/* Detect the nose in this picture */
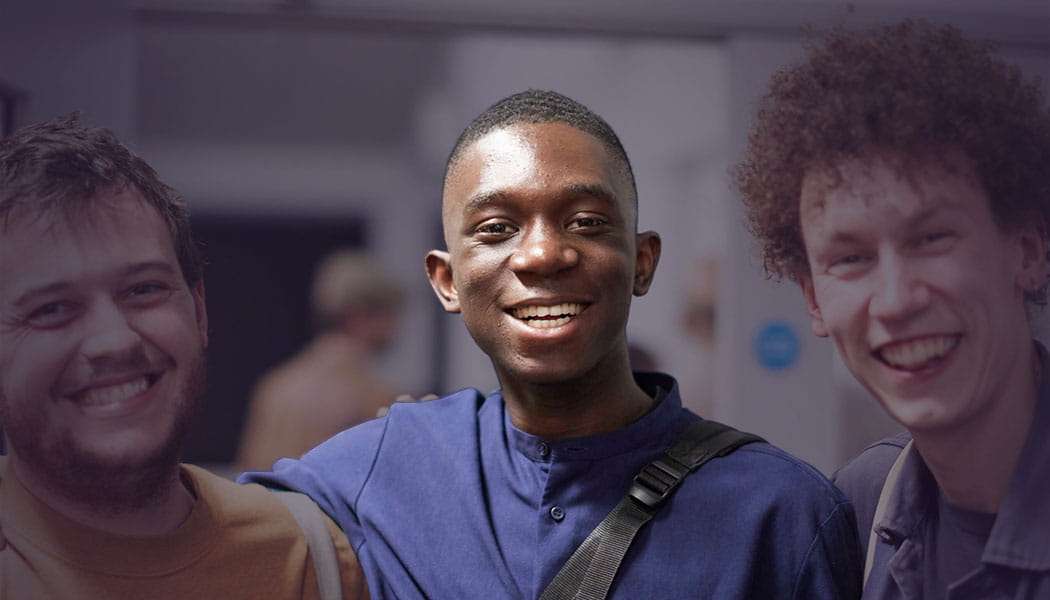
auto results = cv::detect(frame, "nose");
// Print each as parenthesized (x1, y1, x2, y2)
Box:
(509, 222, 579, 277)
(868, 254, 930, 323)
(78, 298, 144, 362)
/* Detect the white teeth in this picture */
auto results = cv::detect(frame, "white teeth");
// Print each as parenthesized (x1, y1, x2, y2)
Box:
(527, 315, 573, 329)
(511, 303, 584, 328)
(880, 336, 959, 369)
(79, 377, 149, 406)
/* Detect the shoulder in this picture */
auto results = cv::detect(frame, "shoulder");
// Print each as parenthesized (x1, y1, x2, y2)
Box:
(185, 464, 303, 530)
(831, 432, 910, 493)
(300, 387, 487, 463)
(186, 465, 369, 599)
(667, 418, 853, 531)
(664, 425, 863, 596)
(705, 438, 849, 512)
(830, 432, 911, 548)
(385, 387, 489, 422)
(236, 388, 488, 533)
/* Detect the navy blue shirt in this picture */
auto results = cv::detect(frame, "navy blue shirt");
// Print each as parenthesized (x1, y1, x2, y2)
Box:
(242, 373, 861, 599)
(833, 344, 1050, 600)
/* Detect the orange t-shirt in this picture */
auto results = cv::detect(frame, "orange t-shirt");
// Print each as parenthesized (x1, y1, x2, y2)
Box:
(0, 458, 367, 599)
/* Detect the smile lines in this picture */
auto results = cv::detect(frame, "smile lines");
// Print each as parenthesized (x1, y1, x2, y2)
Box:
(510, 302, 586, 329)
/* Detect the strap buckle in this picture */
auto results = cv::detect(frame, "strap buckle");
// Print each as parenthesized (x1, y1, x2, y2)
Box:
(628, 454, 690, 510)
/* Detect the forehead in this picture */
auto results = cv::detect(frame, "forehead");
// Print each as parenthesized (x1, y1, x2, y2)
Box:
(0, 191, 177, 292)
(800, 154, 987, 225)
(443, 122, 634, 221)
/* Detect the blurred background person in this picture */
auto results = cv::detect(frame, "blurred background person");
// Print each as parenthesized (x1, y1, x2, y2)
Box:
(236, 249, 403, 472)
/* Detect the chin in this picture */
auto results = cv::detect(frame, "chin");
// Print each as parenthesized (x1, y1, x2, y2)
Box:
(497, 366, 575, 389)
(878, 394, 965, 434)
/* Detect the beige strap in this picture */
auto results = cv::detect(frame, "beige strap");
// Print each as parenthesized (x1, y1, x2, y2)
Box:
(863, 440, 913, 587)
(274, 490, 343, 600)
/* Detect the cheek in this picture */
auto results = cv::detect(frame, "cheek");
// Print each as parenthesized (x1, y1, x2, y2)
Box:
(813, 281, 864, 332)
(155, 315, 208, 356)
(590, 248, 634, 287)
(0, 333, 78, 400)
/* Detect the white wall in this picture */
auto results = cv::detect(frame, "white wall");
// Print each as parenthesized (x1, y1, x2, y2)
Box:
(0, 0, 136, 136)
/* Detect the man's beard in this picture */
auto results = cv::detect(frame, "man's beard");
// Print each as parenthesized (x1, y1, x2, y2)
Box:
(0, 352, 206, 516)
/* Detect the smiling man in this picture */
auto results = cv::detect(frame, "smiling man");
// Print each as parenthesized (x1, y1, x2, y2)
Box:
(735, 21, 1050, 599)
(0, 116, 365, 598)
(243, 90, 861, 598)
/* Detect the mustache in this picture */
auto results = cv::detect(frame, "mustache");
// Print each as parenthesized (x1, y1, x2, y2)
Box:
(57, 345, 171, 396)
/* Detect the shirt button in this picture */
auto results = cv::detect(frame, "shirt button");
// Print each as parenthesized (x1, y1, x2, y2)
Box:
(550, 506, 565, 522)
(537, 442, 550, 458)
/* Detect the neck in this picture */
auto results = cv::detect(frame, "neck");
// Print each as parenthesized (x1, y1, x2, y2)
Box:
(912, 344, 1040, 514)
(499, 353, 653, 439)
(10, 454, 195, 536)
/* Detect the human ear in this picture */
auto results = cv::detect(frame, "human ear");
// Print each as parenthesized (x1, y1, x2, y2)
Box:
(799, 274, 829, 338)
(425, 250, 461, 313)
(632, 231, 661, 296)
(192, 279, 209, 347)
(1015, 220, 1048, 294)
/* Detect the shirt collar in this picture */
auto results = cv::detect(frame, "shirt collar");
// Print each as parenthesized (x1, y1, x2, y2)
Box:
(500, 372, 682, 462)
(875, 340, 1050, 571)
(874, 441, 936, 544)
(982, 341, 1050, 570)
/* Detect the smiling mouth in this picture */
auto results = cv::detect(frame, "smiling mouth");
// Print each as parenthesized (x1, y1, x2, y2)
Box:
(509, 303, 587, 329)
(75, 375, 158, 407)
(875, 334, 961, 371)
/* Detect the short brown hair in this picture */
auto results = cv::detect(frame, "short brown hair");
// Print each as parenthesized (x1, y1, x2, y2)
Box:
(734, 20, 1050, 299)
(0, 114, 202, 283)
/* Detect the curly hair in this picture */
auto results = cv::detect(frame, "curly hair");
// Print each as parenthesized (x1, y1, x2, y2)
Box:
(734, 20, 1050, 299)
(0, 114, 202, 284)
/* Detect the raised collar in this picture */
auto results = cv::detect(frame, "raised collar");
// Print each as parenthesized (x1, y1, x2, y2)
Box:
(501, 372, 682, 462)
(875, 341, 1050, 572)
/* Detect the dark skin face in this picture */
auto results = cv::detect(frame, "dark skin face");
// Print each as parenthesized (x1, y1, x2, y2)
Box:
(426, 122, 661, 438)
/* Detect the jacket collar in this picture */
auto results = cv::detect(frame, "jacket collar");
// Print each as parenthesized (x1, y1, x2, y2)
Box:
(875, 341, 1050, 572)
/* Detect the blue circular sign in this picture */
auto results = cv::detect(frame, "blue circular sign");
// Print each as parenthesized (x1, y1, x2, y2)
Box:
(753, 320, 800, 372)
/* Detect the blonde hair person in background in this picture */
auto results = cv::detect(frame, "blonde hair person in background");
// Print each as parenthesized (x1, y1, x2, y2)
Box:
(237, 249, 403, 472)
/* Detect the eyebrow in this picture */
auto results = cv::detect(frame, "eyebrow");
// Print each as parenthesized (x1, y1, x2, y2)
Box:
(565, 182, 619, 208)
(820, 205, 950, 248)
(124, 261, 179, 278)
(463, 182, 620, 214)
(10, 261, 180, 309)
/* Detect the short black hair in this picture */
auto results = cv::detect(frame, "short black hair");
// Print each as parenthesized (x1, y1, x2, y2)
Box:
(445, 89, 637, 203)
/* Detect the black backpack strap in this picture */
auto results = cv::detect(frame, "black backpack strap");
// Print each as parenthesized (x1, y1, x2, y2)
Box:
(538, 420, 764, 600)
